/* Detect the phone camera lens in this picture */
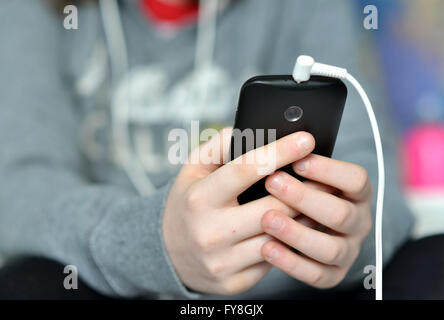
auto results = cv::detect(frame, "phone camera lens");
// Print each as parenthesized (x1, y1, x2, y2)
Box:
(284, 106, 303, 122)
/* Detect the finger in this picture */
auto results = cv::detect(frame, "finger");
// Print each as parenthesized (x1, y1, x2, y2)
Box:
(299, 181, 337, 230)
(261, 241, 345, 289)
(220, 262, 271, 295)
(186, 127, 233, 173)
(221, 186, 326, 245)
(265, 171, 360, 234)
(303, 180, 339, 195)
(262, 210, 354, 266)
(202, 234, 271, 280)
(222, 195, 318, 244)
(227, 234, 272, 272)
(294, 215, 319, 229)
(200, 131, 315, 206)
(293, 154, 372, 201)
(221, 195, 298, 244)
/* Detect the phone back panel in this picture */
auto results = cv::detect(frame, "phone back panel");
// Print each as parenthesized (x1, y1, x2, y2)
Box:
(231, 75, 347, 204)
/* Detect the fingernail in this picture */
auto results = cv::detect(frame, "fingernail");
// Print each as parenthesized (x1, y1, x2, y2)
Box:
(267, 174, 283, 191)
(268, 215, 284, 231)
(297, 134, 311, 152)
(294, 159, 309, 172)
(266, 248, 279, 261)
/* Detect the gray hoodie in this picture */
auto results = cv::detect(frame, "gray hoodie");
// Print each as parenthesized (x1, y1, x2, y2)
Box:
(0, 0, 413, 299)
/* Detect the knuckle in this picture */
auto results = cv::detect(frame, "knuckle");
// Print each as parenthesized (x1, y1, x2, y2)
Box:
(261, 209, 274, 228)
(295, 231, 308, 250)
(230, 159, 253, 178)
(193, 227, 224, 252)
(265, 196, 291, 215)
(261, 241, 275, 259)
(360, 209, 373, 237)
(297, 154, 316, 175)
(353, 166, 369, 194)
(203, 258, 227, 278)
(287, 223, 304, 245)
(185, 186, 204, 212)
(262, 211, 290, 237)
(278, 220, 291, 237)
(289, 183, 305, 204)
(190, 227, 205, 249)
(332, 201, 352, 230)
(349, 243, 361, 263)
(261, 196, 277, 210)
(199, 234, 220, 252)
(310, 269, 343, 289)
(362, 212, 373, 236)
(285, 255, 302, 274)
(325, 242, 343, 265)
(309, 269, 325, 288)
(322, 272, 346, 289)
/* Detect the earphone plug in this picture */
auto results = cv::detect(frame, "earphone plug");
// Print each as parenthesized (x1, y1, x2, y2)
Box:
(292, 55, 348, 83)
(292, 55, 315, 83)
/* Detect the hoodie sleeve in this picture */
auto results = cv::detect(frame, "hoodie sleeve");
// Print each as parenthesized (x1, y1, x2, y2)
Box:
(270, 0, 414, 288)
(0, 0, 196, 298)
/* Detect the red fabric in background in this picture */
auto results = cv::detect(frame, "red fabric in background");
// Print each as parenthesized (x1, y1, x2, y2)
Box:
(140, 0, 199, 27)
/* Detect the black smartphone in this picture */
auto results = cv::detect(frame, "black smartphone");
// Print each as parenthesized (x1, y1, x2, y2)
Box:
(230, 75, 347, 204)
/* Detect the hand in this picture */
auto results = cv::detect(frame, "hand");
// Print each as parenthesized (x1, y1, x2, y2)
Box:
(260, 154, 373, 289)
(162, 128, 315, 295)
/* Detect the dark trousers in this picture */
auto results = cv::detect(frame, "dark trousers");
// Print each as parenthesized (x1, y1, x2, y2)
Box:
(1, 234, 443, 300)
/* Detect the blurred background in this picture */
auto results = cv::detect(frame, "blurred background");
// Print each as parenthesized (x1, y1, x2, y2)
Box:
(0, 0, 443, 267)
(357, 0, 444, 238)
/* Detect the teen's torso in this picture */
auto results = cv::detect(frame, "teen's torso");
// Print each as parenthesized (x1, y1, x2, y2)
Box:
(62, 0, 305, 188)
(60, 0, 341, 298)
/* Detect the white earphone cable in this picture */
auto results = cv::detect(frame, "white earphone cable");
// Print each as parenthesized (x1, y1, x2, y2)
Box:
(345, 73, 385, 300)
(293, 56, 385, 300)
